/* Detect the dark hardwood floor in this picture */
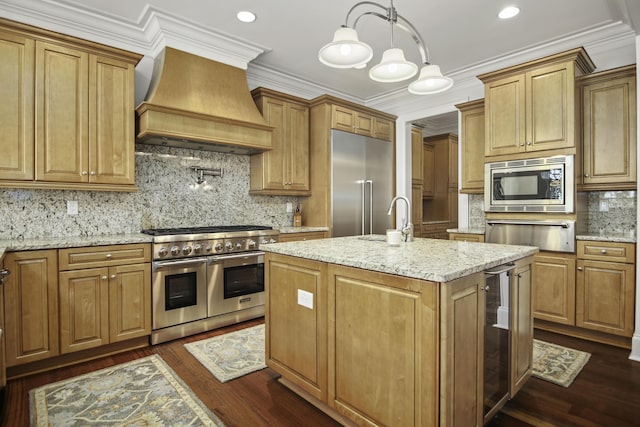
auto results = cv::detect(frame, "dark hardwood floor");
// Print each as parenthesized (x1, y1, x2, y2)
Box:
(2, 320, 639, 426)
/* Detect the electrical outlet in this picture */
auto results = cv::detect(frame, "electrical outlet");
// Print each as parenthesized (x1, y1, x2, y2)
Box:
(297, 289, 314, 309)
(599, 200, 609, 212)
(67, 200, 79, 215)
(286, 202, 293, 213)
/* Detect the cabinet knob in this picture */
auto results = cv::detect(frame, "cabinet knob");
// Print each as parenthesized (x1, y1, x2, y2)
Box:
(519, 142, 525, 146)
(90, 171, 96, 176)
(584, 174, 590, 178)
(106, 254, 112, 258)
(577, 267, 583, 271)
(102, 275, 107, 280)
(82, 171, 88, 176)
(110, 274, 116, 280)
(527, 141, 532, 145)
(601, 249, 607, 254)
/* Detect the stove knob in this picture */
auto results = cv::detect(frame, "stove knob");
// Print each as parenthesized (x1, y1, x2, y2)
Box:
(193, 244, 202, 254)
(269, 238, 277, 244)
(225, 241, 233, 251)
(215, 242, 224, 252)
(182, 245, 192, 255)
(235, 242, 243, 250)
(170, 246, 180, 256)
(260, 238, 268, 245)
(248, 239, 256, 249)
(204, 244, 212, 253)
(158, 247, 168, 257)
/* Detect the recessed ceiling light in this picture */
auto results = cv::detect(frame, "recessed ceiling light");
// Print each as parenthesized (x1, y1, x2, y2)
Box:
(237, 10, 256, 23)
(498, 6, 520, 19)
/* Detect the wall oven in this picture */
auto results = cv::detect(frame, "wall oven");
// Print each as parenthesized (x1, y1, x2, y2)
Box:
(485, 155, 574, 213)
(142, 226, 278, 344)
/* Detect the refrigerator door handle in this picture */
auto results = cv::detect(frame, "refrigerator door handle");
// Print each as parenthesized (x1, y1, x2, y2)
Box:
(366, 180, 373, 235)
(358, 180, 366, 235)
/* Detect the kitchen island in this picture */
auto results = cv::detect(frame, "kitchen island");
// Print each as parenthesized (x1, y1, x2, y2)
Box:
(262, 236, 538, 427)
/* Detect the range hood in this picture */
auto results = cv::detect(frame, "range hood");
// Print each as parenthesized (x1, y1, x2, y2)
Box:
(135, 47, 273, 154)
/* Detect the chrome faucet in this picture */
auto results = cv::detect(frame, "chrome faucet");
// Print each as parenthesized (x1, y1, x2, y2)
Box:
(387, 195, 414, 242)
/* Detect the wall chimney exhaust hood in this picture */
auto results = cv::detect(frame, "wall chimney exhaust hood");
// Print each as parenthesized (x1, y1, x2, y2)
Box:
(135, 47, 273, 154)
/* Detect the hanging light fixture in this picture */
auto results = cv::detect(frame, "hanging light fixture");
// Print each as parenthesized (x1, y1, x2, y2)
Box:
(318, 0, 453, 94)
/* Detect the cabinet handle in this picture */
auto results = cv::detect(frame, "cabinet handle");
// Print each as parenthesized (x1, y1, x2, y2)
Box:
(102, 275, 107, 280)
(601, 249, 607, 254)
(577, 267, 583, 271)
(110, 274, 116, 280)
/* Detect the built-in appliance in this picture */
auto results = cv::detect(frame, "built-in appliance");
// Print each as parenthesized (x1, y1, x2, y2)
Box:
(0, 267, 10, 420)
(331, 129, 394, 237)
(141, 226, 278, 344)
(484, 155, 574, 213)
(485, 219, 576, 253)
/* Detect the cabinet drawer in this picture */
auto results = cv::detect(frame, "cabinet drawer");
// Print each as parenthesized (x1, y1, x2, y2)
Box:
(279, 231, 327, 242)
(577, 241, 635, 263)
(59, 244, 151, 270)
(449, 233, 485, 242)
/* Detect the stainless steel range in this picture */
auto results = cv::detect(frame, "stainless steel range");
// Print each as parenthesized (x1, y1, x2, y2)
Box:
(141, 226, 279, 344)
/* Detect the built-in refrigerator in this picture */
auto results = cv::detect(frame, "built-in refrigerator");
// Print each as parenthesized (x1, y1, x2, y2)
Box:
(330, 129, 393, 237)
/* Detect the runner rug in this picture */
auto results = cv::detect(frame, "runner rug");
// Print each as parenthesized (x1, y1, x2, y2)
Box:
(184, 324, 266, 383)
(29, 354, 225, 426)
(532, 339, 591, 387)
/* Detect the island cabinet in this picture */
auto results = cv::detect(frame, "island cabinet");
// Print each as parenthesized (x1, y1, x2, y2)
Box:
(479, 47, 595, 159)
(455, 99, 485, 194)
(251, 88, 310, 195)
(58, 244, 151, 354)
(3, 250, 59, 367)
(265, 249, 535, 427)
(0, 18, 142, 191)
(577, 65, 637, 191)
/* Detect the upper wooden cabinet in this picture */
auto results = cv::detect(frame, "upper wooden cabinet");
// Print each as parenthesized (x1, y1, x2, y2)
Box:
(330, 104, 394, 142)
(251, 88, 310, 195)
(479, 47, 595, 159)
(455, 99, 485, 193)
(0, 19, 141, 191)
(578, 65, 637, 190)
(422, 142, 435, 198)
(411, 127, 423, 185)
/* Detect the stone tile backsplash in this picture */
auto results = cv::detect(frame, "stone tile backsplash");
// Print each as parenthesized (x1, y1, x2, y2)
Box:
(468, 194, 486, 228)
(0, 144, 298, 239)
(584, 191, 636, 234)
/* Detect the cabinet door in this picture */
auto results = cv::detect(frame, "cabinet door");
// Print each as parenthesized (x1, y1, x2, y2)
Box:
(35, 41, 89, 182)
(581, 73, 636, 188)
(532, 254, 576, 325)
(4, 250, 58, 366)
(511, 261, 532, 396)
(109, 263, 151, 342)
(576, 260, 635, 337)
(411, 184, 423, 237)
(411, 127, 423, 185)
(59, 267, 109, 353)
(331, 105, 356, 132)
(255, 97, 287, 190)
(266, 254, 327, 400)
(459, 101, 485, 193)
(484, 74, 526, 156)
(373, 117, 393, 141)
(423, 143, 435, 197)
(286, 102, 310, 191)
(441, 272, 484, 427)
(89, 55, 136, 185)
(0, 31, 34, 180)
(354, 112, 373, 137)
(526, 62, 575, 151)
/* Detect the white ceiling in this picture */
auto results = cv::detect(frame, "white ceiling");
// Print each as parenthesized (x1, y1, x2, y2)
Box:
(1, 0, 639, 130)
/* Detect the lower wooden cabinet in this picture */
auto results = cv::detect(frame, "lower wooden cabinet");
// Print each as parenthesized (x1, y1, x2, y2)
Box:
(3, 250, 59, 367)
(532, 253, 576, 325)
(58, 244, 151, 354)
(511, 261, 533, 396)
(277, 231, 327, 242)
(449, 232, 485, 242)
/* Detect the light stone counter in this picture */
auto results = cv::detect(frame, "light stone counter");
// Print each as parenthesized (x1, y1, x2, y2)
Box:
(576, 232, 636, 244)
(262, 235, 538, 282)
(446, 227, 485, 235)
(0, 233, 153, 253)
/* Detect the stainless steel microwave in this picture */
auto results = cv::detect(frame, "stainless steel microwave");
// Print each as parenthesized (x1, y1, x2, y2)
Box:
(484, 155, 574, 213)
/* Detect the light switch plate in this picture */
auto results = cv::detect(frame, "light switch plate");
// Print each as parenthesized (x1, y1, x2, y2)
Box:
(286, 202, 293, 213)
(67, 200, 79, 215)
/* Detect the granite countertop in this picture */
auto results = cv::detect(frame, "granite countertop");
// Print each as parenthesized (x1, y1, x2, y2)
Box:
(576, 232, 636, 244)
(262, 235, 538, 283)
(278, 226, 329, 234)
(0, 233, 153, 254)
(446, 227, 485, 235)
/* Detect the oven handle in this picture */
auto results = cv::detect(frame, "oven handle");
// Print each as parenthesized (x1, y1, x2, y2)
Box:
(208, 251, 265, 263)
(153, 257, 208, 268)
(486, 220, 572, 228)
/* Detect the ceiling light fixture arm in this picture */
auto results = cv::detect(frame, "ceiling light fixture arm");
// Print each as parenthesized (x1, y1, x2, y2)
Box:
(346, 1, 429, 64)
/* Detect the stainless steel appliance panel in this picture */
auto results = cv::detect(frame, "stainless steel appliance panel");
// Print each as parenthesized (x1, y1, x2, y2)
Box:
(207, 252, 265, 317)
(485, 219, 576, 253)
(331, 129, 393, 237)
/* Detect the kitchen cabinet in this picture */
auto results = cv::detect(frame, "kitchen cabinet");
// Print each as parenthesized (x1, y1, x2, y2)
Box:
(455, 99, 485, 193)
(411, 127, 423, 185)
(0, 258, 6, 394)
(423, 133, 458, 235)
(532, 252, 576, 325)
(510, 261, 533, 396)
(479, 47, 595, 159)
(411, 184, 423, 238)
(578, 65, 637, 190)
(576, 241, 635, 337)
(3, 250, 58, 367)
(330, 104, 394, 142)
(0, 18, 141, 191)
(422, 222, 450, 240)
(0, 30, 34, 181)
(251, 88, 310, 195)
(58, 244, 151, 354)
(422, 142, 435, 197)
(278, 231, 327, 242)
(449, 232, 485, 242)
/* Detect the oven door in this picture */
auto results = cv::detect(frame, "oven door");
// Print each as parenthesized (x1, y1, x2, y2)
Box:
(152, 257, 208, 330)
(207, 252, 265, 317)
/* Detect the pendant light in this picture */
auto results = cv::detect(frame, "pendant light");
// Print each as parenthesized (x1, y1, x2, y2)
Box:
(318, 1, 453, 95)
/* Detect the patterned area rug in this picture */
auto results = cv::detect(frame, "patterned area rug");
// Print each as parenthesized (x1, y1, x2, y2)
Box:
(184, 324, 266, 383)
(532, 339, 591, 387)
(29, 355, 224, 426)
